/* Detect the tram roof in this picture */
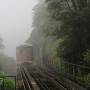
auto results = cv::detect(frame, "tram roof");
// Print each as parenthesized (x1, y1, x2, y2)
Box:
(16, 43, 32, 49)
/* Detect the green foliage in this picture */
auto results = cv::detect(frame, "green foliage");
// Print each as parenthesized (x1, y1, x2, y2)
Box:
(83, 49, 90, 64)
(0, 72, 5, 78)
(44, 0, 90, 64)
(28, 0, 90, 65)
(0, 72, 15, 90)
(84, 73, 90, 85)
(86, 73, 90, 85)
(4, 79, 15, 90)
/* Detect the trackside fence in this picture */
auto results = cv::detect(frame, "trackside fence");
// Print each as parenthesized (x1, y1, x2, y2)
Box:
(0, 76, 16, 90)
(46, 60, 90, 89)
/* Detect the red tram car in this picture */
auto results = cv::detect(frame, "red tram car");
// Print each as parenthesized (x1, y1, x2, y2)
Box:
(16, 44, 33, 63)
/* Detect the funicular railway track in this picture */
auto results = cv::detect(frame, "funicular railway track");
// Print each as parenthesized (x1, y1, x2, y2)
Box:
(23, 63, 68, 90)
(17, 66, 25, 90)
(17, 63, 71, 90)
(29, 69, 68, 90)
(38, 67, 89, 90)
(17, 63, 88, 90)
(37, 67, 68, 90)
(17, 64, 35, 90)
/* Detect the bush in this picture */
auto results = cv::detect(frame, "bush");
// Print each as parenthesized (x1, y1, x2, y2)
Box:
(82, 73, 90, 86)
(83, 49, 90, 64)
(85, 73, 90, 85)
(0, 72, 15, 90)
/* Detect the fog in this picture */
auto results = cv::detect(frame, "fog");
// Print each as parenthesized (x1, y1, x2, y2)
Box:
(0, 0, 38, 58)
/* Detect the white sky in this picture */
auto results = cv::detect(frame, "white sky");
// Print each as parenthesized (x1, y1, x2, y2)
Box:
(0, 0, 38, 58)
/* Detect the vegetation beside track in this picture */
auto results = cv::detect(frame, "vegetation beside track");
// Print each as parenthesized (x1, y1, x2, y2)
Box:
(27, 0, 90, 87)
(0, 72, 15, 90)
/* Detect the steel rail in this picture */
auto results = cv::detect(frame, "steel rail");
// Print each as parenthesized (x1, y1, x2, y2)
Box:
(17, 66, 26, 90)
(21, 63, 49, 90)
(20, 66, 32, 90)
(39, 68, 67, 90)
(17, 64, 33, 90)
(22, 65, 40, 90)
(30, 72, 50, 90)
(25, 65, 68, 90)
(37, 67, 69, 90)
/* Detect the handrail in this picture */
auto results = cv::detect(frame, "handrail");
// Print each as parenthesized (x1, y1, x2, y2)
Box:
(0, 76, 16, 90)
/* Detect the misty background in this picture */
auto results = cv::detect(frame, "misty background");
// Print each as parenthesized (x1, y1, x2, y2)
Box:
(0, 0, 38, 58)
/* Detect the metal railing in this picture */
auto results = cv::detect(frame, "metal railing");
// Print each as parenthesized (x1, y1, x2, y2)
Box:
(46, 60, 90, 88)
(0, 76, 16, 90)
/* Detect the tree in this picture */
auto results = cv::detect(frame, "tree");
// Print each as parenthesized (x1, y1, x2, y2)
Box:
(0, 36, 16, 75)
(27, 0, 90, 70)
(45, 0, 90, 64)
(27, 0, 59, 65)
(0, 37, 4, 50)
(0, 36, 4, 70)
